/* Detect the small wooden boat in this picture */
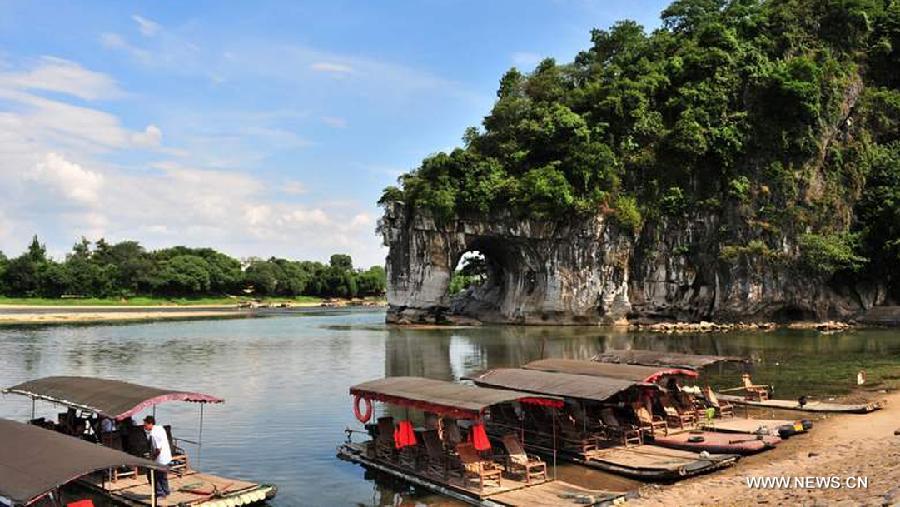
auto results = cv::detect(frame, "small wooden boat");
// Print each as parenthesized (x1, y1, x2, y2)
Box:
(716, 394, 885, 413)
(652, 431, 780, 455)
(700, 418, 811, 438)
(339, 377, 627, 507)
(3, 376, 276, 506)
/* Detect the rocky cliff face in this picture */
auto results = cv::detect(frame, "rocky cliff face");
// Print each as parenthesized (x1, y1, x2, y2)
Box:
(379, 202, 885, 325)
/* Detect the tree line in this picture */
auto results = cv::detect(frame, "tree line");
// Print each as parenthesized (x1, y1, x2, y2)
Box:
(0, 236, 385, 299)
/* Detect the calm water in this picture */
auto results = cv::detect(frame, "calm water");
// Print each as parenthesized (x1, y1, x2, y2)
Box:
(1, 310, 899, 506)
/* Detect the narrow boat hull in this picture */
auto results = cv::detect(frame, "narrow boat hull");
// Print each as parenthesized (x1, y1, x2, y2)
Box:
(652, 431, 780, 455)
(716, 394, 885, 413)
(701, 418, 811, 438)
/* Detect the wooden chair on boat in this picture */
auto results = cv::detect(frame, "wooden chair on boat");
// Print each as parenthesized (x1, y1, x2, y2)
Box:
(702, 386, 734, 418)
(557, 412, 601, 455)
(442, 418, 463, 451)
(632, 403, 668, 437)
(421, 430, 449, 479)
(456, 442, 502, 491)
(599, 408, 642, 446)
(375, 416, 397, 461)
(661, 395, 697, 430)
(164, 425, 190, 474)
(500, 434, 546, 484)
(741, 374, 770, 401)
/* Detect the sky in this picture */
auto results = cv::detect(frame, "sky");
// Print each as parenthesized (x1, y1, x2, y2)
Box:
(0, 0, 668, 268)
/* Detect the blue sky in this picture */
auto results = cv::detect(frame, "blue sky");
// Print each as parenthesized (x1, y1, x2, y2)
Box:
(0, 0, 668, 267)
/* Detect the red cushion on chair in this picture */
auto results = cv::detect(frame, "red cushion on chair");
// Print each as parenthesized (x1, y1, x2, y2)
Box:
(67, 501, 95, 507)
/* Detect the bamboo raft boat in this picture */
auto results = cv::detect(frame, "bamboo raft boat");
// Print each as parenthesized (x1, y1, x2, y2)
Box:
(340, 377, 628, 507)
(466, 368, 741, 480)
(652, 431, 780, 455)
(2, 376, 276, 506)
(716, 394, 885, 414)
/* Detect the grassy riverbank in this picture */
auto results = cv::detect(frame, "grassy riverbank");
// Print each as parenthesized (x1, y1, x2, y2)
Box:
(0, 295, 324, 307)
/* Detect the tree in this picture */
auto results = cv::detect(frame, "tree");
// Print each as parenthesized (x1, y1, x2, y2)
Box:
(2, 236, 50, 296)
(329, 254, 353, 271)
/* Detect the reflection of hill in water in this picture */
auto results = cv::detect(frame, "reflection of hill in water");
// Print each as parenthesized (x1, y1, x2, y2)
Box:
(382, 325, 900, 397)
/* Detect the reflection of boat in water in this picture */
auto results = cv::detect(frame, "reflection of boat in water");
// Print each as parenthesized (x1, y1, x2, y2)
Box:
(338, 377, 628, 506)
(466, 368, 740, 481)
(3, 376, 276, 506)
(0, 417, 165, 507)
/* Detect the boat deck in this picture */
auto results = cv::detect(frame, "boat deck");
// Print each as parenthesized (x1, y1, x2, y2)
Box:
(716, 394, 885, 413)
(338, 441, 626, 506)
(574, 444, 739, 480)
(83, 469, 275, 506)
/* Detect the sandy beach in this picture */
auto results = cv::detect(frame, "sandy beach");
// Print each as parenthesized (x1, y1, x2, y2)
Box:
(0, 308, 249, 325)
(632, 391, 900, 506)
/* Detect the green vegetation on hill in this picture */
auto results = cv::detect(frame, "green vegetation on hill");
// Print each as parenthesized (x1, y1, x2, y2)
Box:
(0, 236, 385, 300)
(381, 0, 900, 297)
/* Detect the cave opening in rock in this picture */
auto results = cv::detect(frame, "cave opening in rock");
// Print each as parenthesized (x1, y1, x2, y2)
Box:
(449, 251, 487, 296)
(447, 237, 512, 318)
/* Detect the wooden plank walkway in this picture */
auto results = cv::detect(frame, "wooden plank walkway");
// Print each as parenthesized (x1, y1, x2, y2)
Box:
(488, 480, 623, 506)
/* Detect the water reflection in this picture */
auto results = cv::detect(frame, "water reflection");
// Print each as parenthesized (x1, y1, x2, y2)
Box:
(0, 313, 898, 505)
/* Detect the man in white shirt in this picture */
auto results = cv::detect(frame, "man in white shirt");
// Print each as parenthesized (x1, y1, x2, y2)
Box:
(143, 415, 172, 498)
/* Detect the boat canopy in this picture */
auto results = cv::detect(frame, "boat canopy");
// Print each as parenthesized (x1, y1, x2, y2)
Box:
(350, 377, 563, 419)
(523, 358, 699, 383)
(0, 418, 163, 507)
(3, 376, 224, 421)
(464, 368, 659, 403)
(592, 349, 747, 370)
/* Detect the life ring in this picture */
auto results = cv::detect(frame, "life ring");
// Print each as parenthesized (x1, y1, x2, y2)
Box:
(353, 395, 373, 423)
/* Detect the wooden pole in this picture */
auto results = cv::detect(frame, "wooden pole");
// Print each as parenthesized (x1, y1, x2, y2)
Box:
(150, 469, 157, 507)
(31, 398, 35, 420)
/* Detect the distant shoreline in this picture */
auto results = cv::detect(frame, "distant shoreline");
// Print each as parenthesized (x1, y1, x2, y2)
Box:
(0, 298, 387, 326)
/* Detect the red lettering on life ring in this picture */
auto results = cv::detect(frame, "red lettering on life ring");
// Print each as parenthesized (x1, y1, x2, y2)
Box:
(353, 395, 373, 423)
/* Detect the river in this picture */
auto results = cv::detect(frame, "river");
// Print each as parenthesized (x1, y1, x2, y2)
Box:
(1, 310, 898, 505)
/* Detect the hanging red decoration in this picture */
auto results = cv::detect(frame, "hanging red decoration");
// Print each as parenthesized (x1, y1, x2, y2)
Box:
(393, 419, 417, 449)
(469, 422, 491, 451)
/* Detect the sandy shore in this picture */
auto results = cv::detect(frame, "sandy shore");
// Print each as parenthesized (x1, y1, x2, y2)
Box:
(0, 309, 248, 325)
(632, 391, 900, 506)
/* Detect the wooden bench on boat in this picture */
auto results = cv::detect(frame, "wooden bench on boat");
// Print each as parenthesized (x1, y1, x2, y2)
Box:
(339, 376, 627, 506)
(2, 376, 277, 506)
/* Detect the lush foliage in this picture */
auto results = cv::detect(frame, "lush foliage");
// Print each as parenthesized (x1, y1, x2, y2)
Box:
(382, 0, 900, 293)
(0, 236, 385, 299)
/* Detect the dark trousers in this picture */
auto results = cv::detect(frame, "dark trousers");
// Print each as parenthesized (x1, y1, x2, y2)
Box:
(146, 469, 170, 497)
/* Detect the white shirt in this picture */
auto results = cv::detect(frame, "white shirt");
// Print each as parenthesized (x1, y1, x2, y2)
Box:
(147, 425, 172, 465)
(101, 418, 116, 433)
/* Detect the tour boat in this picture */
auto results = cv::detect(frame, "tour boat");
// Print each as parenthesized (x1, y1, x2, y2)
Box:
(714, 393, 885, 414)
(338, 376, 628, 506)
(0, 417, 165, 507)
(465, 368, 740, 481)
(652, 430, 781, 455)
(3, 376, 276, 506)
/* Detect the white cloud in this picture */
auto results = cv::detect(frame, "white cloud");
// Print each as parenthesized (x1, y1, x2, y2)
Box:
(512, 52, 542, 67)
(310, 62, 354, 74)
(132, 124, 163, 147)
(0, 56, 123, 101)
(132, 15, 161, 37)
(100, 33, 152, 63)
(25, 152, 104, 205)
(320, 115, 347, 128)
(281, 180, 307, 195)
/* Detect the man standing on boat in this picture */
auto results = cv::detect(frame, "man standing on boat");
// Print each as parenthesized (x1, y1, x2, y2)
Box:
(143, 415, 172, 498)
